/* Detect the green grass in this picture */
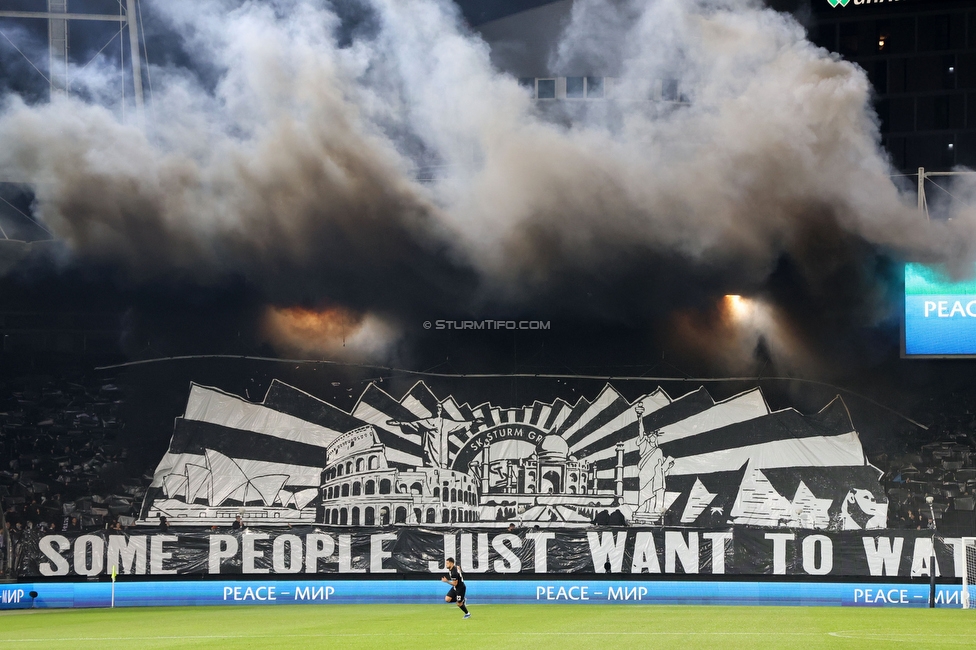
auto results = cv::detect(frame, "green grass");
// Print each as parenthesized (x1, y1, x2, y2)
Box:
(0, 604, 972, 649)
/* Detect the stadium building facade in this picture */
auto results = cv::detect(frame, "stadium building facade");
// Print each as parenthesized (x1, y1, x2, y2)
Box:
(808, 0, 976, 172)
(463, 0, 976, 172)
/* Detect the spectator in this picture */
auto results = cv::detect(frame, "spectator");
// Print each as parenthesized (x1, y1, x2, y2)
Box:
(607, 510, 627, 526)
(158, 516, 169, 532)
(4, 506, 21, 528)
(918, 511, 931, 530)
(26, 500, 42, 524)
(905, 510, 919, 529)
(232, 515, 245, 530)
(0, 522, 7, 576)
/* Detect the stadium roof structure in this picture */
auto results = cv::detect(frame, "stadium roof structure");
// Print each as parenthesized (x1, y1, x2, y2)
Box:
(455, 0, 563, 26)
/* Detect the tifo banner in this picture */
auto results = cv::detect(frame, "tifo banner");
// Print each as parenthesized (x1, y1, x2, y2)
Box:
(9, 374, 914, 580)
(12, 527, 965, 578)
(0, 579, 968, 610)
(138, 379, 887, 531)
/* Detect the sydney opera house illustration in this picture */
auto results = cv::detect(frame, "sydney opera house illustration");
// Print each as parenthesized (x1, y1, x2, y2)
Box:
(140, 379, 887, 529)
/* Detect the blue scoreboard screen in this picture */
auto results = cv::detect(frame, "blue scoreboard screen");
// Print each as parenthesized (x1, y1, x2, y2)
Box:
(905, 263, 976, 356)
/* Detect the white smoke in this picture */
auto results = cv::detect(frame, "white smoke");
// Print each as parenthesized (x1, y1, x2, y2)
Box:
(0, 0, 973, 362)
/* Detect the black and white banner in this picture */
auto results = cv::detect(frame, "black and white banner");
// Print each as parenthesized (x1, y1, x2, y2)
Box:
(14, 527, 963, 578)
(15, 375, 923, 579)
(137, 379, 887, 532)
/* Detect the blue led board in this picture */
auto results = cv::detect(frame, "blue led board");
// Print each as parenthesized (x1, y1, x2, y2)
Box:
(0, 580, 967, 610)
(904, 263, 976, 356)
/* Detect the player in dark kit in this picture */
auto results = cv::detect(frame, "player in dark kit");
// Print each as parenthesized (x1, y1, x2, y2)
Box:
(441, 557, 471, 619)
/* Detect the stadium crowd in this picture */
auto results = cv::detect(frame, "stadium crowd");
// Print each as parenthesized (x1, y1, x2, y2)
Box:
(0, 372, 147, 576)
(880, 389, 976, 535)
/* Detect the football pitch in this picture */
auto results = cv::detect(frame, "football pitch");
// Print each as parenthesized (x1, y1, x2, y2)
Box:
(0, 604, 972, 649)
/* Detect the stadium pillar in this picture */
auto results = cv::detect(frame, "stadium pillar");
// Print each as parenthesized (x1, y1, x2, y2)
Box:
(47, 0, 68, 97)
(125, 0, 144, 120)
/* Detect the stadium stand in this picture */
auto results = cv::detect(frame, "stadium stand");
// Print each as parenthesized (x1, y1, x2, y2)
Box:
(0, 371, 150, 574)
(882, 391, 976, 535)
(2, 367, 976, 578)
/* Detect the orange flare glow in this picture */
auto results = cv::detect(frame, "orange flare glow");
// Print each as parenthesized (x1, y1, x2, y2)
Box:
(262, 305, 394, 357)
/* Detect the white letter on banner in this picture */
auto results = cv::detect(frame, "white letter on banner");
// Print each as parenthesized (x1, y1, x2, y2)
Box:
(492, 534, 521, 573)
(765, 533, 795, 575)
(370, 534, 397, 573)
(338, 535, 366, 573)
(525, 532, 554, 573)
(107, 535, 147, 575)
(74, 535, 104, 576)
(272, 535, 303, 574)
(924, 301, 936, 317)
(39, 535, 71, 576)
(802, 535, 833, 575)
(862, 537, 904, 576)
(209, 535, 239, 574)
(630, 532, 661, 574)
(587, 531, 627, 573)
(702, 532, 733, 574)
(460, 534, 490, 573)
(151, 535, 178, 575)
(665, 531, 699, 574)
(243, 533, 270, 574)
(305, 534, 335, 573)
(911, 537, 940, 577)
(429, 534, 456, 572)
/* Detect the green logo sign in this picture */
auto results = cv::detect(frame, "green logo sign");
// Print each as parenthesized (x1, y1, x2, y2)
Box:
(827, 0, 851, 7)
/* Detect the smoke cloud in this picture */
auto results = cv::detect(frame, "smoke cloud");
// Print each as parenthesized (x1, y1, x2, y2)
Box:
(0, 0, 974, 370)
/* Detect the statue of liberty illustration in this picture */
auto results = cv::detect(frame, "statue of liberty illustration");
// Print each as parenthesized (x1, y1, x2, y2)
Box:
(633, 401, 674, 524)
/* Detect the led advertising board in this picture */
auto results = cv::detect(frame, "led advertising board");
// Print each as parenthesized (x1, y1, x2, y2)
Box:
(904, 263, 976, 357)
(0, 579, 968, 610)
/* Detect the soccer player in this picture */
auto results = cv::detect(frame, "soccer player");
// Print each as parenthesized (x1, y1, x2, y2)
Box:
(441, 557, 471, 619)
